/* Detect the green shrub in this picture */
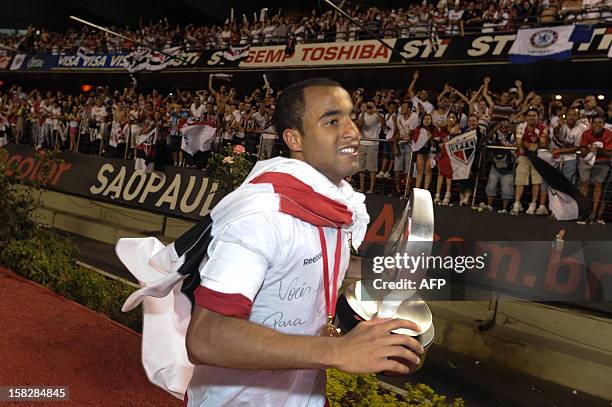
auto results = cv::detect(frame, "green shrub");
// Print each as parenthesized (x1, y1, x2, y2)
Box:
(327, 369, 465, 407)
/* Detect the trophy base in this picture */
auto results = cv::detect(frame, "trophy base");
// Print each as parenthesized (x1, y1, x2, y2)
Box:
(336, 290, 435, 374)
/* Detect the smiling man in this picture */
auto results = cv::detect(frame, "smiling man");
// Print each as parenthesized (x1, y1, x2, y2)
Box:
(185, 78, 424, 406)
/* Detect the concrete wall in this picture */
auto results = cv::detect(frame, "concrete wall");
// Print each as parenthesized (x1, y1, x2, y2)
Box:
(35, 189, 195, 245)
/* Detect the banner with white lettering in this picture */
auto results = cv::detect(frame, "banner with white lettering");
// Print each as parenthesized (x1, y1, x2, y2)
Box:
(127, 46, 184, 73)
(7, 51, 200, 71)
(5, 25, 611, 72)
(3, 144, 220, 220)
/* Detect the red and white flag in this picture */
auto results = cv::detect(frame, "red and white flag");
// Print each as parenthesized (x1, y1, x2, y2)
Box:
(223, 45, 250, 62)
(436, 130, 477, 180)
(135, 128, 157, 172)
(411, 127, 430, 151)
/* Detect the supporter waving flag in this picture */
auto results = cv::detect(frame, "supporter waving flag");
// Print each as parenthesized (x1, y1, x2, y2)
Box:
(526, 151, 590, 220)
(109, 122, 128, 148)
(436, 130, 477, 179)
(180, 121, 216, 156)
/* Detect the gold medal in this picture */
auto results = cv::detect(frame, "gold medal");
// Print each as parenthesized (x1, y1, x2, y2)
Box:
(321, 315, 342, 337)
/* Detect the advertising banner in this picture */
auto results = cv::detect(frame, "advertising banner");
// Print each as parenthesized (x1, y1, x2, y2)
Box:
(8, 51, 200, 71)
(203, 39, 396, 68)
(4, 144, 220, 220)
(6, 26, 610, 72)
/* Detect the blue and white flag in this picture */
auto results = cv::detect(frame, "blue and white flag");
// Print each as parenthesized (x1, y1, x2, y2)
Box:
(509, 25, 575, 64)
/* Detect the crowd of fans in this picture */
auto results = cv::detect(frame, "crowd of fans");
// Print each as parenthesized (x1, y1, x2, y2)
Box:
(1, 0, 610, 55)
(0, 74, 610, 223)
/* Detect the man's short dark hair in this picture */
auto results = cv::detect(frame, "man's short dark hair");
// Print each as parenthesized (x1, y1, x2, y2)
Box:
(273, 78, 343, 156)
(273, 77, 343, 137)
(526, 106, 540, 115)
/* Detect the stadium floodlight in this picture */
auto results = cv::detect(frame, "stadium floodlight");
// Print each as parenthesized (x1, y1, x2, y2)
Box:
(597, 95, 605, 100)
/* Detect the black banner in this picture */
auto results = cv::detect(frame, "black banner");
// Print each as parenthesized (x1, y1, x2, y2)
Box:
(389, 25, 611, 63)
(197, 25, 611, 69)
(5, 144, 220, 220)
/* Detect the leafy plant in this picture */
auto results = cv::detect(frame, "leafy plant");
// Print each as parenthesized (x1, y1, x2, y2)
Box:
(326, 369, 465, 407)
(207, 144, 254, 194)
(0, 148, 60, 244)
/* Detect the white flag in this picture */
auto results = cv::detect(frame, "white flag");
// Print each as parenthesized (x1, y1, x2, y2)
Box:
(180, 123, 216, 155)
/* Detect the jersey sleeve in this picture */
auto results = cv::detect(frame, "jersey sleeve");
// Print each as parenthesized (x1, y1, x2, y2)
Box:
(194, 212, 282, 319)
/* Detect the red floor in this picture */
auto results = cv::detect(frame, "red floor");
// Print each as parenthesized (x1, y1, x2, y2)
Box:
(0, 267, 182, 406)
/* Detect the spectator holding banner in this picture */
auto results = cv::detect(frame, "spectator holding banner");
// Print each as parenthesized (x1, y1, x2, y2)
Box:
(435, 111, 462, 205)
(458, 114, 484, 206)
(259, 105, 277, 159)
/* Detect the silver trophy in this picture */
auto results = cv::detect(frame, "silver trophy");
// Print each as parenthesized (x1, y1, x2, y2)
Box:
(337, 188, 435, 372)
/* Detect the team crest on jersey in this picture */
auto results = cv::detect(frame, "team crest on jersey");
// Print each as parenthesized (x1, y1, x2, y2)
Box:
(449, 137, 476, 165)
(530, 30, 559, 49)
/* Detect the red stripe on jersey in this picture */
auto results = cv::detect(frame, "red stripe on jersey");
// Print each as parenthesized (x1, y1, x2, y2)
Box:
(194, 286, 252, 320)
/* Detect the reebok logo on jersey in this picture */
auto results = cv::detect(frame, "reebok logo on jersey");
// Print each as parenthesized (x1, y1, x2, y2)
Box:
(303, 253, 322, 266)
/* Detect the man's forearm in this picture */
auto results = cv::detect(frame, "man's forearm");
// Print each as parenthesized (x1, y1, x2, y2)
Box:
(187, 307, 339, 370)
